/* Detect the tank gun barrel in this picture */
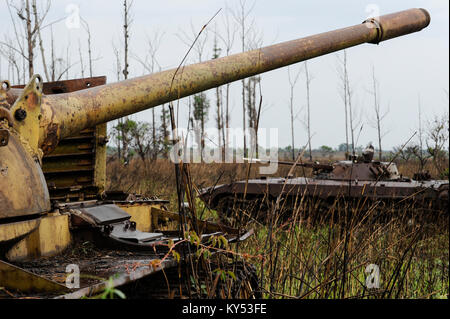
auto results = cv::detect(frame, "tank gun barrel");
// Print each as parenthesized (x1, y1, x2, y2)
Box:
(37, 8, 430, 153)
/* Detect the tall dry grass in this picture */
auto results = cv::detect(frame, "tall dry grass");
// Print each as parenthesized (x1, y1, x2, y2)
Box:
(107, 157, 449, 298)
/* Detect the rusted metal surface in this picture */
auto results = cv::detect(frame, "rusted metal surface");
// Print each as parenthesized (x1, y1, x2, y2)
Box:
(0, 129, 9, 147)
(0, 109, 13, 127)
(31, 8, 429, 154)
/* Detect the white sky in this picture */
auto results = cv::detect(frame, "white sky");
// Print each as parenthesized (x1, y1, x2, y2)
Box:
(0, 0, 448, 150)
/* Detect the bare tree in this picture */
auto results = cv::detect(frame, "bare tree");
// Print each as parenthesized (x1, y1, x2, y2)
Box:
(160, 104, 170, 158)
(1, 0, 51, 81)
(336, 51, 350, 158)
(120, 0, 133, 163)
(78, 39, 85, 78)
(245, 27, 263, 158)
(80, 17, 94, 78)
(212, 26, 224, 157)
(368, 66, 389, 161)
(176, 21, 210, 161)
(34, 1, 51, 81)
(217, 5, 237, 155)
(0, 37, 21, 83)
(304, 61, 313, 161)
(412, 94, 430, 171)
(112, 43, 122, 160)
(232, 0, 256, 157)
(134, 31, 165, 161)
(426, 112, 449, 176)
(44, 25, 77, 82)
(176, 21, 209, 63)
(287, 65, 302, 160)
(129, 120, 153, 164)
(343, 60, 362, 159)
(122, 0, 133, 80)
(190, 93, 210, 162)
(49, 24, 55, 81)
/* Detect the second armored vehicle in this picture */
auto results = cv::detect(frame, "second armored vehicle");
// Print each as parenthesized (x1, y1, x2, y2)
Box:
(199, 149, 448, 224)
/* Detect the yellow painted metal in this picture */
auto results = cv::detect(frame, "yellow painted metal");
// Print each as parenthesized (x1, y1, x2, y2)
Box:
(0, 260, 69, 293)
(9, 75, 43, 158)
(0, 133, 50, 219)
(94, 123, 107, 194)
(150, 207, 239, 235)
(37, 8, 430, 152)
(6, 214, 71, 262)
(119, 203, 166, 232)
(0, 218, 40, 244)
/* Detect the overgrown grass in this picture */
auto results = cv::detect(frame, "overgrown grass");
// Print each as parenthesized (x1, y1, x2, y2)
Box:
(107, 157, 449, 299)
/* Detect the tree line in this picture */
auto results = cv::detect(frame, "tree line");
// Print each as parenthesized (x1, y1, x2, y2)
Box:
(1, 0, 448, 174)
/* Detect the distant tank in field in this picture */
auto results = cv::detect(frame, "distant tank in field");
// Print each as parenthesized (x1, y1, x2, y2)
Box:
(199, 146, 449, 223)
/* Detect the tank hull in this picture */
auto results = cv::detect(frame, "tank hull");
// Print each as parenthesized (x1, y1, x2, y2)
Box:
(200, 177, 449, 222)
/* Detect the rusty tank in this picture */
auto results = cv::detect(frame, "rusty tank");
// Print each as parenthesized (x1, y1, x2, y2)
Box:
(199, 147, 449, 224)
(0, 8, 431, 298)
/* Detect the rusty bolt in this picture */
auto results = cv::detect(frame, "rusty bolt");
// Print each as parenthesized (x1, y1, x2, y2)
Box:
(0, 129, 9, 147)
(14, 109, 27, 121)
(98, 135, 109, 146)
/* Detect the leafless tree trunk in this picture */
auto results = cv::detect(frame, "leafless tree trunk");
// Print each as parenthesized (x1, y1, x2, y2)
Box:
(417, 95, 424, 169)
(80, 18, 93, 78)
(337, 51, 350, 158)
(427, 112, 449, 175)
(160, 104, 170, 158)
(212, 24, 225, 158)
(78, 39, 85, 78)
(122, 0, 132, 80)
(120, 0, 133, 164)
(176, 22, 210, 161)
(0, 38, 21, 84)
(33, 1, 50, 82)
(369, 66, 389, 161)
(1, 0, 51, 81)
(112, 43, 122, 160)
(287, 65, 302, 160)
(25, 0, 34, 77)
(340, 58, 361, 159)
(348, 83, 356, 158)
(50, 25, 55, 81)
(304, 61, 313, 161)
(134, 30, 164, 161)
(65, 44, 70, 80)
(244, 26, 263, 158)
(232, 0, 256, 157)
(217, 6, 237, 157)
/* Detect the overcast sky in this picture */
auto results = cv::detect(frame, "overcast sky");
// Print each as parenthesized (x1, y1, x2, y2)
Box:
(0, 0, 448, 150)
